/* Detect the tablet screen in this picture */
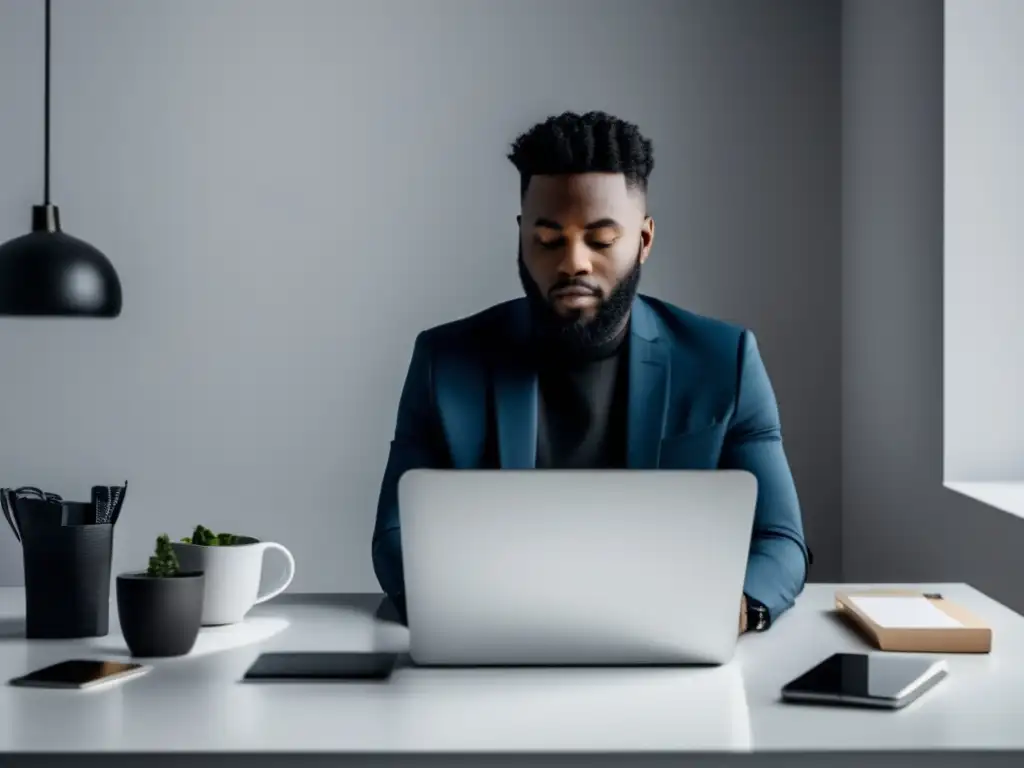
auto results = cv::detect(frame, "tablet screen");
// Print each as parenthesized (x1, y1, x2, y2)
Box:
(242, 652, 398, 681)
(782, 652, 946, 702)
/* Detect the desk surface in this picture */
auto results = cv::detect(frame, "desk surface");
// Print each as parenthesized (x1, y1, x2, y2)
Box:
(0, 582, 1022, 757)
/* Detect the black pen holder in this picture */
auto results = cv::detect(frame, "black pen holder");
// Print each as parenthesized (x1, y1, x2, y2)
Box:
(21, 522, 113, 639)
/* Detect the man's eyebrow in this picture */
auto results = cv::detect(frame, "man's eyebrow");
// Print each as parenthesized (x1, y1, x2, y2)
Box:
(532, 217, 623, 230)
(584, 218, 622, 230)
(533, 217, 563, 230)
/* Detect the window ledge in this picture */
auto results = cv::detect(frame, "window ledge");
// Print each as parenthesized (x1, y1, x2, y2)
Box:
(945, 482, 1024, 521)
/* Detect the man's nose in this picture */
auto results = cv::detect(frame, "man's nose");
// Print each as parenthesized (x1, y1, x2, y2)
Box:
(557, 240, 594, 276)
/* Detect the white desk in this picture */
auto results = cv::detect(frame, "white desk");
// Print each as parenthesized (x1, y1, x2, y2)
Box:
(1, 583, 1023, 767)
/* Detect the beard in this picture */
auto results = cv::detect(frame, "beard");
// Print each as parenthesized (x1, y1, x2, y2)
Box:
(517, 241, 643, 355)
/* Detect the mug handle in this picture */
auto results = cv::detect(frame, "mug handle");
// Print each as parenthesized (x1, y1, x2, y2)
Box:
(254, 542, 296, 605)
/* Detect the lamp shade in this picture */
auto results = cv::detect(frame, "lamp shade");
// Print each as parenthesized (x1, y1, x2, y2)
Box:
(0, 205, 121, 317)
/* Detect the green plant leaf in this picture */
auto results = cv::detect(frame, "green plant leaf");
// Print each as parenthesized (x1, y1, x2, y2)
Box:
(187, 525, 244, 545)
(146, 533, 180, 577)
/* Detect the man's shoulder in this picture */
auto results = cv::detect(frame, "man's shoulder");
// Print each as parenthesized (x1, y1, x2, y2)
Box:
(638, 294, 747, 354)
(414, 298, 526, 352)
(639, 296, 755, 407)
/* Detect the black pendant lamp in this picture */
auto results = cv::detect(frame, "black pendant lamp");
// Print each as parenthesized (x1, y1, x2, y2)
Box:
(0, 0, 122, 317)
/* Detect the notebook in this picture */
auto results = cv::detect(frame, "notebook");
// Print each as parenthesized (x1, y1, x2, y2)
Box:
(835, 589, 991, 653)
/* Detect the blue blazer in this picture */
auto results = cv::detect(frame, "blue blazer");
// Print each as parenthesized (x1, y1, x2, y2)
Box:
(372, 294, 810, 622)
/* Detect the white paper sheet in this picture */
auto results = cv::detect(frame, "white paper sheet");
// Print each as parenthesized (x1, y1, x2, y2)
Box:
(848, 596, 964, 629)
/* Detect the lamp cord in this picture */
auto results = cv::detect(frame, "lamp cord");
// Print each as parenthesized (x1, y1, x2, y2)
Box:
(43, 0, 51, 205)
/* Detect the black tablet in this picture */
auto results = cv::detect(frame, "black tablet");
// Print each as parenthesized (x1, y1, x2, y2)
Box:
(242, 652, 398, 682)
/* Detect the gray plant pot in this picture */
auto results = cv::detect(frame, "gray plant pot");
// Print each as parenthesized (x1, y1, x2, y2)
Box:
(115, 571, 205, 657)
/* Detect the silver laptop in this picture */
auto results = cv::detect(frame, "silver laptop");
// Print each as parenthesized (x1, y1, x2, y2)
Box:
(397, 469, 758, 667)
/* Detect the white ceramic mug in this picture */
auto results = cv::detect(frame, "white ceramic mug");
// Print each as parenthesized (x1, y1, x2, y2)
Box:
(171, 536, 295, 626)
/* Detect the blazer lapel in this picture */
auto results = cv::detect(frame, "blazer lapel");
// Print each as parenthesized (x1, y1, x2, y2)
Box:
(626, 299, 670, 468)
(490, 298, 668, 470)
(433, 351, 487, 469)
(493, 303, 538, 469)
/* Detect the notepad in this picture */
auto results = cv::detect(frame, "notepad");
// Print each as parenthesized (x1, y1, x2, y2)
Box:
(848, 596, 964, 629)
(835, 589, 991, 653)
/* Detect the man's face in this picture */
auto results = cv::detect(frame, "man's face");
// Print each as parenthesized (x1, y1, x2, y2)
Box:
(518, 173, 654, 347)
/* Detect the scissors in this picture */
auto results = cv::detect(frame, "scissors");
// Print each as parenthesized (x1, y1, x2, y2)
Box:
(108, 481, 127, 525)
(91, 481, 127, 525)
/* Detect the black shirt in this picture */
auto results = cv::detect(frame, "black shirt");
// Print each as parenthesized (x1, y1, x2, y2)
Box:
(535, 325, 630, 469)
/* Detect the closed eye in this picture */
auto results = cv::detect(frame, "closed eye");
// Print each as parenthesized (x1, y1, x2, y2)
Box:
(534, 238, 615, 251)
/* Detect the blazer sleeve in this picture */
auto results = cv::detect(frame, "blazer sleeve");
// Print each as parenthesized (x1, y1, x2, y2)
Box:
(720, 330, 810, 622)
(371, 332, 449, 609)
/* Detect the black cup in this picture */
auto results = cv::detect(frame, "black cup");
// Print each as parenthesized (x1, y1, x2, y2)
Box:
(22, 522, 113, 639)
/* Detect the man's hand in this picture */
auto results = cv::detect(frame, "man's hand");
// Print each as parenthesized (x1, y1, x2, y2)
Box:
(739, 594, 748, 634)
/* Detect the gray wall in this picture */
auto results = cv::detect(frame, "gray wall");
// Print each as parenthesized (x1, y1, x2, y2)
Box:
(841, 0, 1024, 612)
(0, 0, 841, 588)
(943, 0, 1024, 484)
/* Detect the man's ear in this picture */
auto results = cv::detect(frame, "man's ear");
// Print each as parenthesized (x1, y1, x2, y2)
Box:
(516, 214, 522, 226)
(639, 215, 655, 265)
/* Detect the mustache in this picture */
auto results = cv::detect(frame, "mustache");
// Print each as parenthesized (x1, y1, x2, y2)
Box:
(547, 277, 602, 298)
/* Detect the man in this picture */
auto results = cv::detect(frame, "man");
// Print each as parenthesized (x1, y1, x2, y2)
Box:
(372, 111, 809, 634)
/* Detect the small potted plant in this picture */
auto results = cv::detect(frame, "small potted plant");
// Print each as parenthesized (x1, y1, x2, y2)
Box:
(115, 534, 206, 657)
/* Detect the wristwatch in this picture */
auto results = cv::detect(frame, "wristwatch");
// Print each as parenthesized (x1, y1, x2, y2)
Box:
(745, 595, 771, 632)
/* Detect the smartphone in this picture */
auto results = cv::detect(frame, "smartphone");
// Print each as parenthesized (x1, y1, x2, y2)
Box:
(8, 659, 151, 690)
(781, 652, 948, 709)
(242, 651, 398, 682)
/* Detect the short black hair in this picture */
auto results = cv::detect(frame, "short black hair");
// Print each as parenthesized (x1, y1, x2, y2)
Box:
(507, 111, 655, 200)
